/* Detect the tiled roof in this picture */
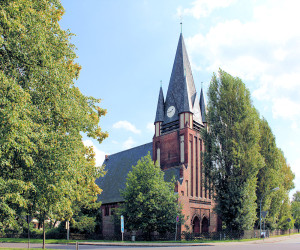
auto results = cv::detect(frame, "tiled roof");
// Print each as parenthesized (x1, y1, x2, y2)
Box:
(96, 142, 181, 205)
(96, 143, 153, 204)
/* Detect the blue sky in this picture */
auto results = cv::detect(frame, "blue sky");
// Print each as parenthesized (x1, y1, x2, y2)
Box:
(60, 0, 300, 197)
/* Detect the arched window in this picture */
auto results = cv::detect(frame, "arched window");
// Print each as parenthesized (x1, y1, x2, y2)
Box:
(202, 217, 209, 233)
(192, 216, 200, 234)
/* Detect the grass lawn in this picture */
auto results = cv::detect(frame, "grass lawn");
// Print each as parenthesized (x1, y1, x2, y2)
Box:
(0, 233, 299, 245)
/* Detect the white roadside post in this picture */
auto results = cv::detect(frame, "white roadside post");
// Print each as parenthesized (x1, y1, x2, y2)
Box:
(66, 220, 70, 241)
(121, 215, 124, 241)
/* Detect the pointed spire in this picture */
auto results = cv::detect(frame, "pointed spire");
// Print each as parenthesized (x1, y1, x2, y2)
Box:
(164, 33, 197, 123)
(200, 87, 207, 123)
(181, 71, 192, 112)
(155, 86, 165, 123)
(192, 94, 203, 125)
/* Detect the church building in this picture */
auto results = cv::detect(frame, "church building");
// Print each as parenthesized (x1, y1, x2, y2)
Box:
(96, 32, 220, 237)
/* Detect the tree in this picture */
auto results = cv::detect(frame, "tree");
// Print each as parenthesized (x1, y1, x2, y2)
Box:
(278, 197, 294, 230)
(117, 153, 182, 240)
(203, 69, 264, 231)
(291, 191, 300, 229)
(0, 0, 107, 247)
(256, 119, 290, 230)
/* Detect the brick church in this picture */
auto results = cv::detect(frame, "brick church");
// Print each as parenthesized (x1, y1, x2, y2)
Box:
(96, 32, 221, 237)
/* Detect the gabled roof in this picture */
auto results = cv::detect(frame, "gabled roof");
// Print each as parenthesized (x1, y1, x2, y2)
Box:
(163, 33, 197, 124)
(96, 143, 153, 204)
(154, 87, 165, 123)
(96, 142, 181, 205)
(200, 88, 207, 123)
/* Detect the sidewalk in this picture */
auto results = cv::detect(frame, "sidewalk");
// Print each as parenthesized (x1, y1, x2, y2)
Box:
(0, 234, 299, 248)
(75, 233, 300, 247)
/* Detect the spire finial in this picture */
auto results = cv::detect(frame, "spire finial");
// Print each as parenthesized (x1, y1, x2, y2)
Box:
(201, 82, 203, 88)
(160, 80, 162, 87)
(180, 15, 183, 34)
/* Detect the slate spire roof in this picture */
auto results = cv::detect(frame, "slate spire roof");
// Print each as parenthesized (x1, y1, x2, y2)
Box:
(154, 86, 164, 122)
(163, 33, 198, 124)
(200, 87, 207, 123)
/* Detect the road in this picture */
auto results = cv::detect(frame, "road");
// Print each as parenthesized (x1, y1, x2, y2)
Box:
(1, 234, 300, 250)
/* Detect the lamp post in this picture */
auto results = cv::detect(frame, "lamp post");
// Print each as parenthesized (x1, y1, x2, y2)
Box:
(260, 187, 279, 238)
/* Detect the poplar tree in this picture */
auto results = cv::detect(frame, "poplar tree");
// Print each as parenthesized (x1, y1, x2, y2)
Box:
(203, 69, 263, 231)
(256, 119, 294, 229)
(0, 0, 107, 247)
(291, 191, 300, 229)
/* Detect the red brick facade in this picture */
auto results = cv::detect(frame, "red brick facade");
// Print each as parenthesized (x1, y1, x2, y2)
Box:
(153, 113, 220, 234)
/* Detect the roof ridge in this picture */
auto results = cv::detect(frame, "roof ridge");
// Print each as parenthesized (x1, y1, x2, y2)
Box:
(105, 142, 152, 158)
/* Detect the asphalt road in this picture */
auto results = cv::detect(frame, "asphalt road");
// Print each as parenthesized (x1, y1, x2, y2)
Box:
(1, 234, 300, 250)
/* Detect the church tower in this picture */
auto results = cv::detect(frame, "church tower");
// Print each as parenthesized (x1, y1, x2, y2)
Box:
(153, 33, 219, 234)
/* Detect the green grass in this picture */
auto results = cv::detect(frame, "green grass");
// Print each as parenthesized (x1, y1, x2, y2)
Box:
(0, 238, 77, 244)
(0, 233, 299, 245)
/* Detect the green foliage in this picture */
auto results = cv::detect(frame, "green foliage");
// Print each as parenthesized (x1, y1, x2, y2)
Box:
(117, 153, 182, 238)
(0, 178, 32, 232)
(291, 191, 300, 229)
(203, 69, 295, 231)
(256, 119, 294, 230)
(0, 0, 107, 237)
(277, 197, 294, 230)
(203, 69, 263, 231)
(70, 201, 101, 234)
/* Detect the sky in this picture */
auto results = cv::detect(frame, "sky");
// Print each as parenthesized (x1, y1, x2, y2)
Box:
(59, 0, 300, 197)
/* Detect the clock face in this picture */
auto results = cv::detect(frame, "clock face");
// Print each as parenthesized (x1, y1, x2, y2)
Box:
(167, 106, 176, 118)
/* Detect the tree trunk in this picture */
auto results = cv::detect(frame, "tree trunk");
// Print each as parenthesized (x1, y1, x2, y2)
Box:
(43, 218, 46, 249)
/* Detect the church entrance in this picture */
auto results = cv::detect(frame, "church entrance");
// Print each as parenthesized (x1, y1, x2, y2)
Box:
(192, 216, 200, 234)
(201, 217, 209, 233)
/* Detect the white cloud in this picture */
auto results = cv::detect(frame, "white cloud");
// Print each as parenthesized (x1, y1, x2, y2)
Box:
(146, 122, 154, 133)
(123, 137, 136, 150)
(184, 0, 300, 124)
(83, 140, 106, 166)
(177, 0, 236, 19)
(112, 120, 141, 134)
(272, 98, 300, 120)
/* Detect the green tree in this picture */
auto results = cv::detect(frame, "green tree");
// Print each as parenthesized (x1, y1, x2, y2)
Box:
(256, 119, 283, 229)
(291, 191, 300, 229)
(203, 69, 263, 231)
(117, 153, 182, 240)
(0, 0, 107, 247)
(278, 196, 293, 230)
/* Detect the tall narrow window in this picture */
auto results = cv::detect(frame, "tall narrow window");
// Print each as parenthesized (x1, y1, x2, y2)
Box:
(180, 114, 184, 129)
(186, 180, 188, 196)
(155, 123, 160, 137)
(180, 135, 185, 163)
(195, 136, 198, 197)
(157, 147, 160, 166)
(189, 136, 193, 197)
(104, 205, 109, 216)
(199, 139, 202, 197)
